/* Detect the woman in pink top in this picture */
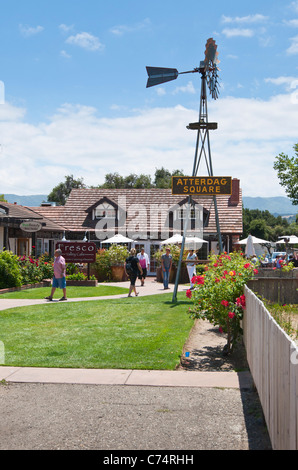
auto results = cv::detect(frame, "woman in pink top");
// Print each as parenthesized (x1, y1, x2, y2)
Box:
(45, 249, 67, 301)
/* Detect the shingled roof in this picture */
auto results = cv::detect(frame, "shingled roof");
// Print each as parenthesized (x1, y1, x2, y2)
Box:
(0, 202, 65, 232)
(32, 179, 243, 239)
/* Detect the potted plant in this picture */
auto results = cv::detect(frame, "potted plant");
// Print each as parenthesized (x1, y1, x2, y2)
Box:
(91, 249, 112, 282)
(107, 244, 129, 281)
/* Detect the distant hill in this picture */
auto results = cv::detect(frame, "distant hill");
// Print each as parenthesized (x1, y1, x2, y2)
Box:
(3, 194, 48, 207)
(2, 193, 298, 215)
(243, 197, 298, 216)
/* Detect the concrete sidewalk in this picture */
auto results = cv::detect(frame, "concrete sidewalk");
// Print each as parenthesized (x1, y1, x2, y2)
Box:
(0, 366, 253, 389)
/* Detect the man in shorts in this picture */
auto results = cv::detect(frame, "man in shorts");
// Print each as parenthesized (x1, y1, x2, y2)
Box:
(45, 248, 67, 301)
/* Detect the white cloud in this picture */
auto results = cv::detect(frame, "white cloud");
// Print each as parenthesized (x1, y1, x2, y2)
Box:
(173, 81, 196, 95)
(287, 35, 298, 54)
(290, 1, 298, 13)
(222, 28, 254, 38)
(59, 24, 75, 33)
(221, 14, 268, 24)
(19, 24, 44, 37)
(284, 19, 298, 27)
(60, 50, 71, 59)
(0, 94, 297, 197)
(110, 18, 151, 36)
(66, 32, 104, 51)
(265, 76, 298, 90)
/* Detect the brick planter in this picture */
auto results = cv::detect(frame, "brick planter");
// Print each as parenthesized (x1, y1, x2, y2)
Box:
(0, 280, 51, 295)
(66, 280, 98, 287)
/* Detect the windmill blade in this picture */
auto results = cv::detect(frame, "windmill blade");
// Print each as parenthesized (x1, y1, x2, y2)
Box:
(146, 66, 179, 88)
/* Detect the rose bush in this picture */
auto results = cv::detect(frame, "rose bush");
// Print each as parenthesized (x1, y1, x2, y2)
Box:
(187, 252, 258, 354)
(17, 255, 54, 285)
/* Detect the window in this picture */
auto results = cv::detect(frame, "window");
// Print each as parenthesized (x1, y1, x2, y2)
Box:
(94, 203, 116, 219)
(177, 207, 197, 220)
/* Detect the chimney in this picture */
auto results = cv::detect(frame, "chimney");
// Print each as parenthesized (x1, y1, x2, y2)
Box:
(229, 178, 240, 206)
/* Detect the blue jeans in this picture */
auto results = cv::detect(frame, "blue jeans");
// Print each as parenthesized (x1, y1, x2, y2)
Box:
(163, 268, 170, 288)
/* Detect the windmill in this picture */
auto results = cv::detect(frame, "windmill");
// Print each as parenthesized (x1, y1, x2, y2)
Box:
(146, 38, 223, 301)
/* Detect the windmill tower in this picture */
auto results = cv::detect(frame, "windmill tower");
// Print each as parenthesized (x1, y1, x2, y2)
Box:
(146, 38, 223, 301)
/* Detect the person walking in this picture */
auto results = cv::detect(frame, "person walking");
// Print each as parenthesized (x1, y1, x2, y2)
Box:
(45, 248, 67, 301)
(161, 247, 172, 289)
(186, 249, 198, 289)
(137, 247, 150, 286)
(125, 248, 143, 297)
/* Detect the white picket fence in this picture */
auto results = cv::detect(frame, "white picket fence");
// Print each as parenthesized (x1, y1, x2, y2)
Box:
(243, 286, 298, 450)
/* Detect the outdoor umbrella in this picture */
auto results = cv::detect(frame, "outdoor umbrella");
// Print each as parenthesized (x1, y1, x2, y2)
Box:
(245, 234, 256, 258)
(236, 235, 272, 245)
(103, 234, 134, 244)
(184, 236, 208, 250)
(160, 234, 183, 244)
(277, 235, 298, 244)
(161, 234, 207, 246)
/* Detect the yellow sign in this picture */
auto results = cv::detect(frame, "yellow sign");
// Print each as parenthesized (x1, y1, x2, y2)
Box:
(172, 176, 232, 195)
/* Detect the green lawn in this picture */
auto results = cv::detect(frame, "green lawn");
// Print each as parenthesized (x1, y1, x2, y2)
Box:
(0, 285, 129, 299)
(0, 292, 193, 370)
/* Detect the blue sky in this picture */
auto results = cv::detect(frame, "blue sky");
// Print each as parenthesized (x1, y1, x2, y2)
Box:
(1, 0, 298, 198)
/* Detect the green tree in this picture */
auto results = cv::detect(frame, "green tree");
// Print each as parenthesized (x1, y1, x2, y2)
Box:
(97, 168, 183, 189)
(0, 194, 7, 202)
(48, 175, 86, 205)
(273, 144, 298, 205)
(100, 172, 125, 188)
(154, 167, 184, 188)
(242, 207, 289, 241)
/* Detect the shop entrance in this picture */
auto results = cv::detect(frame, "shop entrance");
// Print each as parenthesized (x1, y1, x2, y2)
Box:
(134, 242, 160, 275)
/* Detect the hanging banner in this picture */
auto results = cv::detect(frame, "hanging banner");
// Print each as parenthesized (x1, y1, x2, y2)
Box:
(172, 176, 232, 196)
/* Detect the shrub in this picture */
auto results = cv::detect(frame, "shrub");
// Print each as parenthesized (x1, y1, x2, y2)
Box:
(18, 256, 43, 285)
(187, 252, 258, 354)
(91, 249, 112, 281)
(0, 250, 23, 289)
(66, 272, 87, 280)
(107, 244, 129, 265)
(66, 272, 96, 281)
(38, 254, 54, 280)
(154, 245, 187, 267)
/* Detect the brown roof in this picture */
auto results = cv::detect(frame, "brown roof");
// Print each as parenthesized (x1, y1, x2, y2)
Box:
(0, 202, 65, 232)
(32, 181, 243, 238)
